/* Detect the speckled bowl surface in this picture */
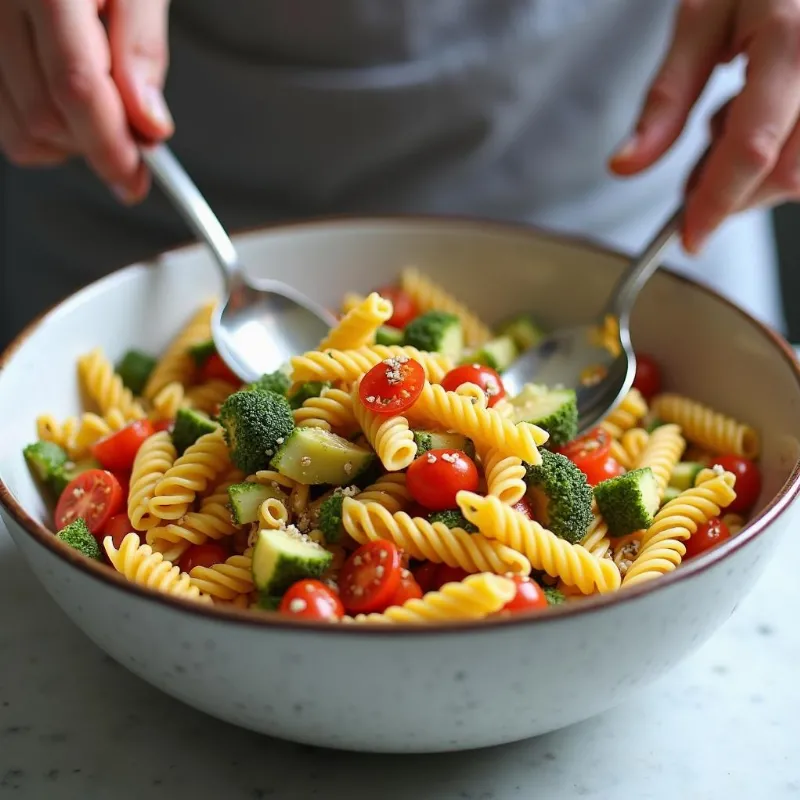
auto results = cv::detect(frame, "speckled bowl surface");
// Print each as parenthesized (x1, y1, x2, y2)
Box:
(1, 217, 799, 753)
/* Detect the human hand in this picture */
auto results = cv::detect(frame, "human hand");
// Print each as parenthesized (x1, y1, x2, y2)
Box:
(0, 0, 172, 202)
(609, 0, 800, 254)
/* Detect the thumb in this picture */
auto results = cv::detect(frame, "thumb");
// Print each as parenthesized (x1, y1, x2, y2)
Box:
(108, 0, 173, 141)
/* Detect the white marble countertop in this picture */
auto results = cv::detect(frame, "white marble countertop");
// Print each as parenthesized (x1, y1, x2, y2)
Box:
(1, 521, 798, 800)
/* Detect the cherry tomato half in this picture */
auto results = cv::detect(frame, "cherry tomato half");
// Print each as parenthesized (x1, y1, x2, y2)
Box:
(55, 469, 124, 534)
(179, 543, 230, 573)
(339, 540, 403, 614)
(511, 497, 534, 520)
(111, 470, 131, 500)
(102, 513, 134, 549)
(594, 456, 625, 484)
(412, 561, 441, 594)
(199, 353, 240, 385)
(632, 353, 661, 400)
(440, 364, 506, 408)
(683, 518, 731, 560)
(712, 455, 761, 514)
(375, 286, 419, 329)
(389, 569, 424, 606)
(359, 356, 425, 415)
(152, 419, 174, 433)
(557, 428, 612, 486)
(502, 575, 548, 613)
(433, 565, 471, 587)
(91, 419, 154, 472)
(279, 579, 345, 621)
(406, 449, 480, 511)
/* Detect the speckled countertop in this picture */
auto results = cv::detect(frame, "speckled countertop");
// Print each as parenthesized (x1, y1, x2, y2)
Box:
(1, 521, 798, 800)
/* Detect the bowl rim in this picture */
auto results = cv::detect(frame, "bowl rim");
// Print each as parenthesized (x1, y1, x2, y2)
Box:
(1, 212, 798, 636)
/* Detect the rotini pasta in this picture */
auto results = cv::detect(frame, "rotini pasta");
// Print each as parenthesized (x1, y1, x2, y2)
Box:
(185, 380, 238, 414)
(292, 387, 357, 434)
(481, 448, 527, 505)
(355, 473, 411, 514)
(634, 423, 686, 498)
(128, 432, 178, 531)
(351, 383, 417, 470)
(318, 292, 393, 351)
(150, 381, 185, 420)
(78, 348, 146, 421)
(600, 389, 647, 439)
(189, 550, 254, 602)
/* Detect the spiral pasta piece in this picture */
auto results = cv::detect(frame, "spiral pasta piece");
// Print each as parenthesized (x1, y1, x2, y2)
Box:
(351, 384, 417, 470)
(189, 550, 254, 601)
(36, 414, 80, 453)
(291, 345, 453, 384)
(292, 387, 357, 434)
(104, 533, 210, 602)
(150, 538, 190, 563)
(355, 473, 411, 514)
(185, 380, 237, 414)
(411, 382, 547, 464)
(77, 348, 146, 420)
(245, 470, 297, 492)
(341, 498, 531, 576)
(652, 393, 759, 459)
(150, 381, 185, 420)
(400, 267, 491, 346)
(481, 448, 527, 505)
(128, 432, 177, 530)
(600, 389, 648, 439)
(721, 513, 746, 535)
(340, 292, 365, 315)
(345, 573, 516, 624)
(579, 500, 611, 559)
(144, 302, 215, 400)
(458, 492, 621, 594)
(622, 469, 737, 587)
(318, 292, 393, 351)
(621, 427, 649, 464)
(148, 427, 229, 521)
(634, 423, 686, 498)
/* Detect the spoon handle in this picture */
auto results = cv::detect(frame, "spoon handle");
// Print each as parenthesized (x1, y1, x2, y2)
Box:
(604, 206, 684, 324)
(140, 143, 242, 286)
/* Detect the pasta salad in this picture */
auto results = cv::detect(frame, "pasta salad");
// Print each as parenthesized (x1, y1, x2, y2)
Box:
(23, 268, 762, 623)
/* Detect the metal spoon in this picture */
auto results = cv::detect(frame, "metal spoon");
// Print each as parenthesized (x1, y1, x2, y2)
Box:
(502, 207, 683, 434)
(140, 143, 336, 383)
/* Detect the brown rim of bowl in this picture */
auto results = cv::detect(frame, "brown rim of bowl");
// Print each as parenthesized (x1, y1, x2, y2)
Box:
(1, 213, 798, 636)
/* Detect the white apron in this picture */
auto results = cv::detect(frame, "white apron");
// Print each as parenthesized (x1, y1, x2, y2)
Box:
(1, 0, 785, 343)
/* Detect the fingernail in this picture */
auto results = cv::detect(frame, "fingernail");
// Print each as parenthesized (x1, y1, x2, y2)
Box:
(142, 85, 173, 131)
(685, 228, 709, 255)
(111, 183, 137, 205)
(612, 136, 639, 163)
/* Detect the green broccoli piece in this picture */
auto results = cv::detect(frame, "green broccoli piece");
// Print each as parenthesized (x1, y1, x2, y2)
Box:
(403, 311, 464, 360)
(427, 509, 478, 533)
(171, 408, 218, 455)
(524, 449, 593, 544)
(460, 336, 518, 372)
(507, 385, 578, 448)
(494, 313, 545, 351)
(56, 518, 103, 561)
(219, 389, 295, 474)
(246, 369, 292, 398)
(116, 349, 157, 396)
(288, 381, 331, 410)
(188, 339, 217, 366)
(543, 586, 565, 606)
(317, 490, 351, 543)
(412, 430, 475, 459)
(24, 441, 68, 486)
(256, 594, 283, 611)
(593, 467, 660, 537)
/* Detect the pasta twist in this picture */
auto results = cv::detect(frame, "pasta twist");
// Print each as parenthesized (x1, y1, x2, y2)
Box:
(481, 448, 527, 505)
(292, 387, 357, 434)
(128, 432, 177, 530)
(634, 423, 686, 497)
(344, 573, 516, 624)
(189, 549, 254, 601)
(579, 499, 611, 559)
(318, 292, 393, 351)
(289, 483, 311, 517)
(245, 470, 297, 492)
(356, 473, 411, 514)
(351, 384, 417, 470)
(185, 380, 237, 414)
(340, 292, 365, 315)
(341, 498, 532, 576)
(400, 267, 491, 346)
(77, 348, 146, 420)
(290, 345, 453, 384)
(150, 381, 185, 420)
(148, 427, 229, 521)
(652, 394, 760, 459)
(457, 492, 621, 594)
(721, 513, 746, 535)
(411, 382, 547, 464)
(36, 414, 80, 453)
(600, 389, 647, 439)
(38, 410, 128, 459)
(622, 469, 737, 587)
(150, 538, 190, 563)
(144, 302, 215, 400)
(104, 533, 210, 602)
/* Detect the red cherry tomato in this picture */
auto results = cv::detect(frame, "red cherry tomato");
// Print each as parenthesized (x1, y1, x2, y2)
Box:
(375, 286, 419, 329)
(279, 579, 345, 621)
(55, 469, 124, 534)
(358, 356, 425, 415)
(199, 352, 240, 385)
(339, 540, 403, 614)
(101, 513, 133, 549)
(632, 353, 661, 400)
(405, 502, 429, 519)
(440, 364, 506, 408)
(433, 564, 471, 587)
(712, 455, 761, 514)
(511, 497, 534, 520)
(412, 561, 441, 593)
(389, 569, 424, 606)
(683, 518, 731, 560)
(152, 419, 173, 433)
(557, 427, 612, 486)
(178, 543, 230, 573)
(111, 470, 130, 499)
(91, 419, 154, 472)
(502, 575, 549, 613)
(406, 449, 480, 511)
(594, 456, 625, 484)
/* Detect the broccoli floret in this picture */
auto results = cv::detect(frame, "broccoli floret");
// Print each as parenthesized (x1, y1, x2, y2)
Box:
(56, 518, 103, 561)
(188, 339, 217, 366)
(247, 369, 292, 398)
(116, 349, 157, 395)
(24, 441, 68, 485)
(317, 489, 357, 543)
(427, 509, 478, 533)
(507, 385, 578, 447)
(403, 311, 464, 360)
(172, 408, 218, 455)
(288, 381, 331, 410)
(524, 449, 593, 544)
(219, 389, 295, 474)
(494, 313, 545, 351)
(256, 594, 282, 611)
(543, 586, 565, 606)
(593, 468, 660, 537)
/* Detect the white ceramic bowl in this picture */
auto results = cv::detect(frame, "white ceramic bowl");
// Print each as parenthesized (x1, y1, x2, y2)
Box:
(1, 217, 799, 754)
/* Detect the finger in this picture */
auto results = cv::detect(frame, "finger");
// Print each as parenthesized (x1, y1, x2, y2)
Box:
(28, 0, 141, 192)
(739, 116, 800, 211)
(0, 80, 70, 167)
(684, 22, 800, 252)
(609, 1, 730, 175)
(108, 0, 173, 141)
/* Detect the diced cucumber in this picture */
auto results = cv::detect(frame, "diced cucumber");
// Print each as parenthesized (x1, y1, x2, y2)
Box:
(23, 441, 68, 486)
(460, 336, 518, 373)
(412, 430, 476, 459)
(172, 408, 218, 455)
(228, 481, 287, 525)
(255, 594, 283, 611)
(494, 313, 545, 351)
(375, 326, 404, 346)
(270, 427, 375, 486)
(661, 485, 682, 505)
(51, 458, 102, 496)
(188, 339, 216, 366)
(669, 462, 705, 492)
(507, 384, 578, 447)
(594, 467, 660, 537)
(287, 381, 331, 410)
(116, 349, 157, 396)
(252, 527, 333, 595)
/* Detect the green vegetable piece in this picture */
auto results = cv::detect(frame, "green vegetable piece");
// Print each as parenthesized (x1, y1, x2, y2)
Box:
(256, 594, 283, 611)
(252, 527, 333, 595)
(172, 408, 218, 455)
(246, 368, 292, 398)
(427, 509, 478, 533)
(645, 416, 665, 433)
(375, 326, 404, 346)
(116, 349, 157, 396)
(507, 384, 578, 448)
(460, 336, 518, 372)
(543, 586, 565, 606)
(594, 467, 660, 538)
(318, 490, 359, 544)
(288, 381, 331, 410)
(669, 462, 706, 492)
(228, 481, 287, 525)
(56, 518, 103, 561)
(494, 313, 545, 351)
(402, 311, 464, 360)
(412, 430, 475, 459)
(661, 485, 682, 506)
(188, 339, 217, 366)
(50, 458, 102, 496)
(23, 441, 67, 485)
